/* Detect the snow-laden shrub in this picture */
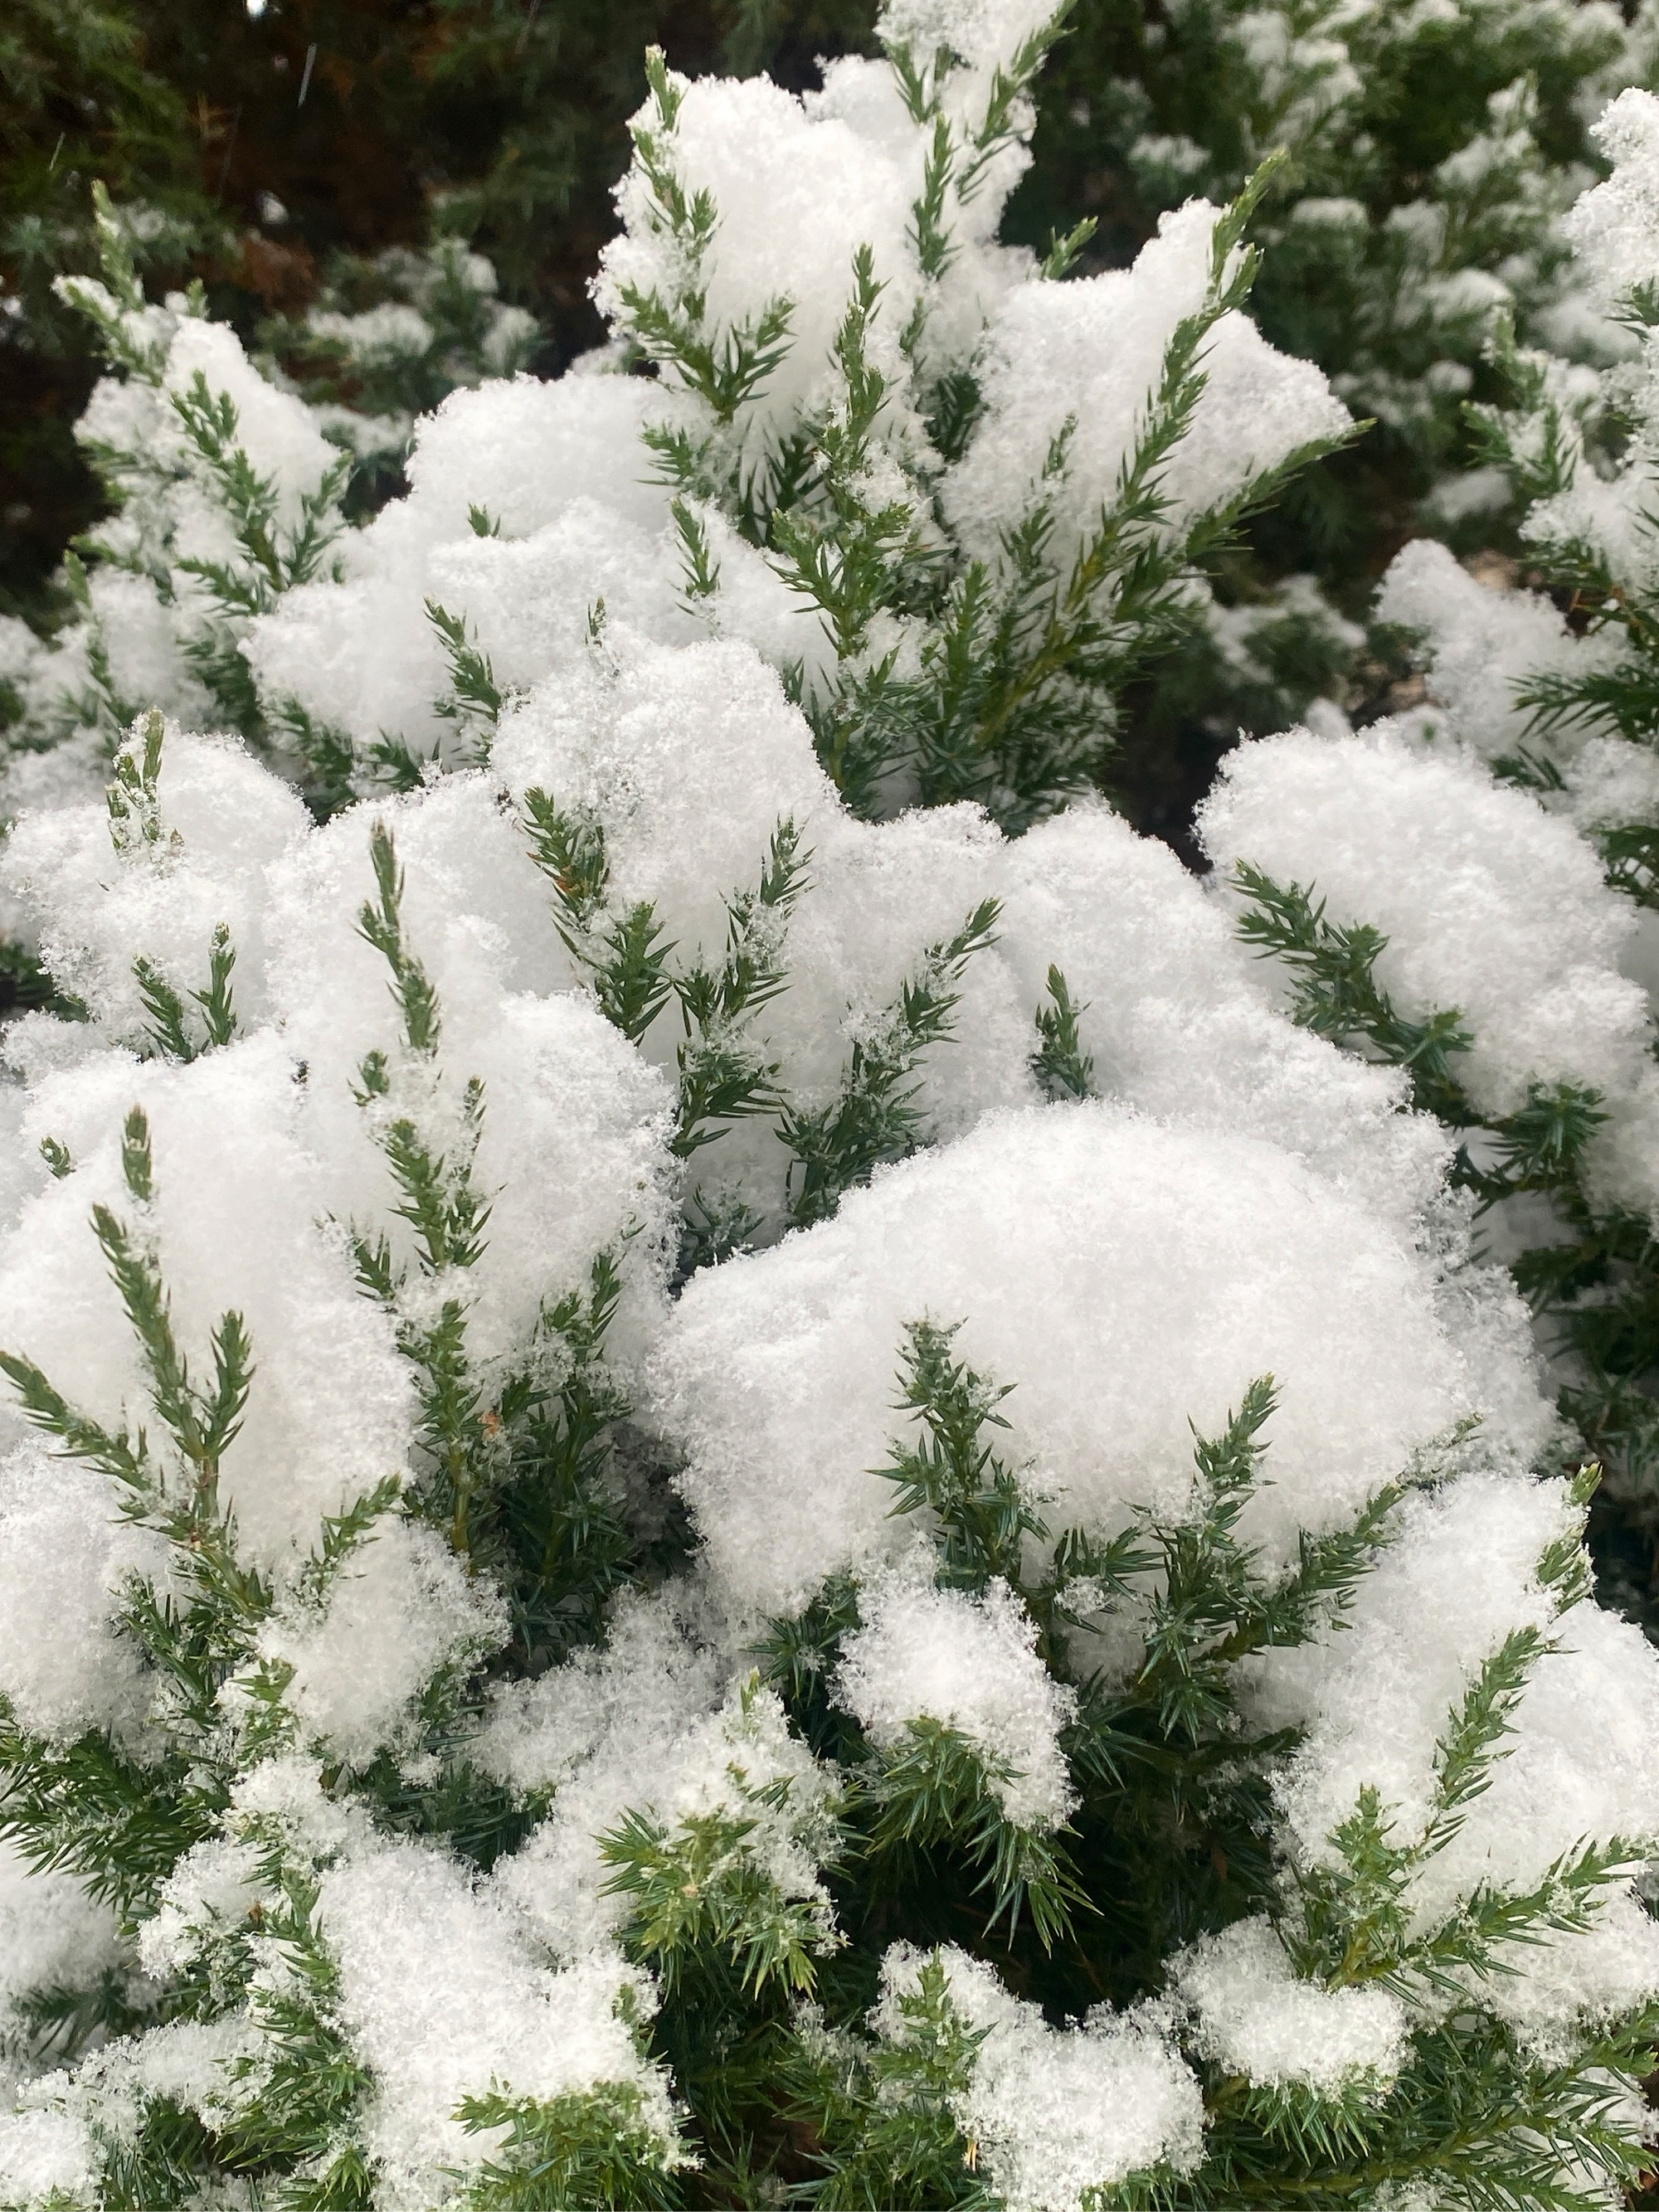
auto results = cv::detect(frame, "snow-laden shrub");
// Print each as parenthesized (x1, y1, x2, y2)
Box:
(2, 7, 1659, 2209)
(1342, 84, 1659, 1556)
(1019, 0, 1659, 749)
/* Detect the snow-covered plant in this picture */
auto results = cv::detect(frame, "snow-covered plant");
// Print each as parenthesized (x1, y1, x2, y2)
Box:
(1034, 0, 1655, 753)
(0, 183, 354, 814)
(1353, 83, 1659, 1553)
(257, 226, 542, 506)
(1094, 0, 1639, 497)
(2, 0, 1355, 845)
(4, 7, 1659, 2210)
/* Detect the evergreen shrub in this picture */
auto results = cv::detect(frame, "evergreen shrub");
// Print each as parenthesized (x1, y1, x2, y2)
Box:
(5, 3, 1659, 2207)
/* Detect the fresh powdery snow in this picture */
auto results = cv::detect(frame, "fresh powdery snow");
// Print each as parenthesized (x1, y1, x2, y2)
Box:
(4, 0, 1659, 2205)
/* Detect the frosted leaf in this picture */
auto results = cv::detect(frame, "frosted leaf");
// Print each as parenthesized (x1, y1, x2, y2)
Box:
(1477, 1886, 1659, 2061)
(497, 639, 1035, 1224)
(1174, 1917, 1408, 2094)
(647, 1101, 1545, 1620)
(137, 1837, 263, 1982)
(259, 780, 678, 1369)
(875, 1943, 1204, 2210)
(160, 319, 338, 531)
(493, 634, 840, 969)
(833, 1566, 1077, 1829)
(307, 303, 435, 363)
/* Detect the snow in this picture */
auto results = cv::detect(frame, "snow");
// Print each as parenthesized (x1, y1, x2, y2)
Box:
(485, 1594, 840, 1966)
(319, 1835, 678, 2210)
(1200, 721, 1650, 1101)
(1175, 1916, 1408, 2093)
(944, 201, 1352, 571)
(4, 14, 1659, 2205)
(875, 1942, 1204, 2210)
(648, 1100, 1550, 1620)
(1253, 1471, 1659, 1974)
(256, 1518, 509, 1772)
(1562, 88, 1659, 313)
(834, 1564, 1078, 1828)
(1375, 539, 1616, 765)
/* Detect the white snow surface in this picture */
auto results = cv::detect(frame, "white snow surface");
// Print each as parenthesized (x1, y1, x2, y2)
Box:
(648, 1099, 1550, 1620)
(876, 1942, 1204, 2210)
(834, 1564, 1078, 1828)
(1175, 1917, 1408, 2093)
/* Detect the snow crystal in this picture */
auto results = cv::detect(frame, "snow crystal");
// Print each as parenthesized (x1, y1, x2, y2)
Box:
(993, 800, 1451, 1241)
(878, 0, 1062, 70)
(1175, 1916, 1408, 2093)
(405, 370, 673, 543)
(245, 374, 674, 754)
(1376, 540, 1610, 762)
(834, 1565, 1078, 1829)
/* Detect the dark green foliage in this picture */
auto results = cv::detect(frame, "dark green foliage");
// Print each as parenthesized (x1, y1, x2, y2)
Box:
(787, 1951, 995, 2210)
(1030, 965, 1095, 1101)
(459, 2083, 684, 2210)
(348, 822, 678, 1656)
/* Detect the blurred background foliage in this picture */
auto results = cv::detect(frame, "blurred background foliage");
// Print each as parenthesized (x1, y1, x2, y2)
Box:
(0, 0, 871, 628)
